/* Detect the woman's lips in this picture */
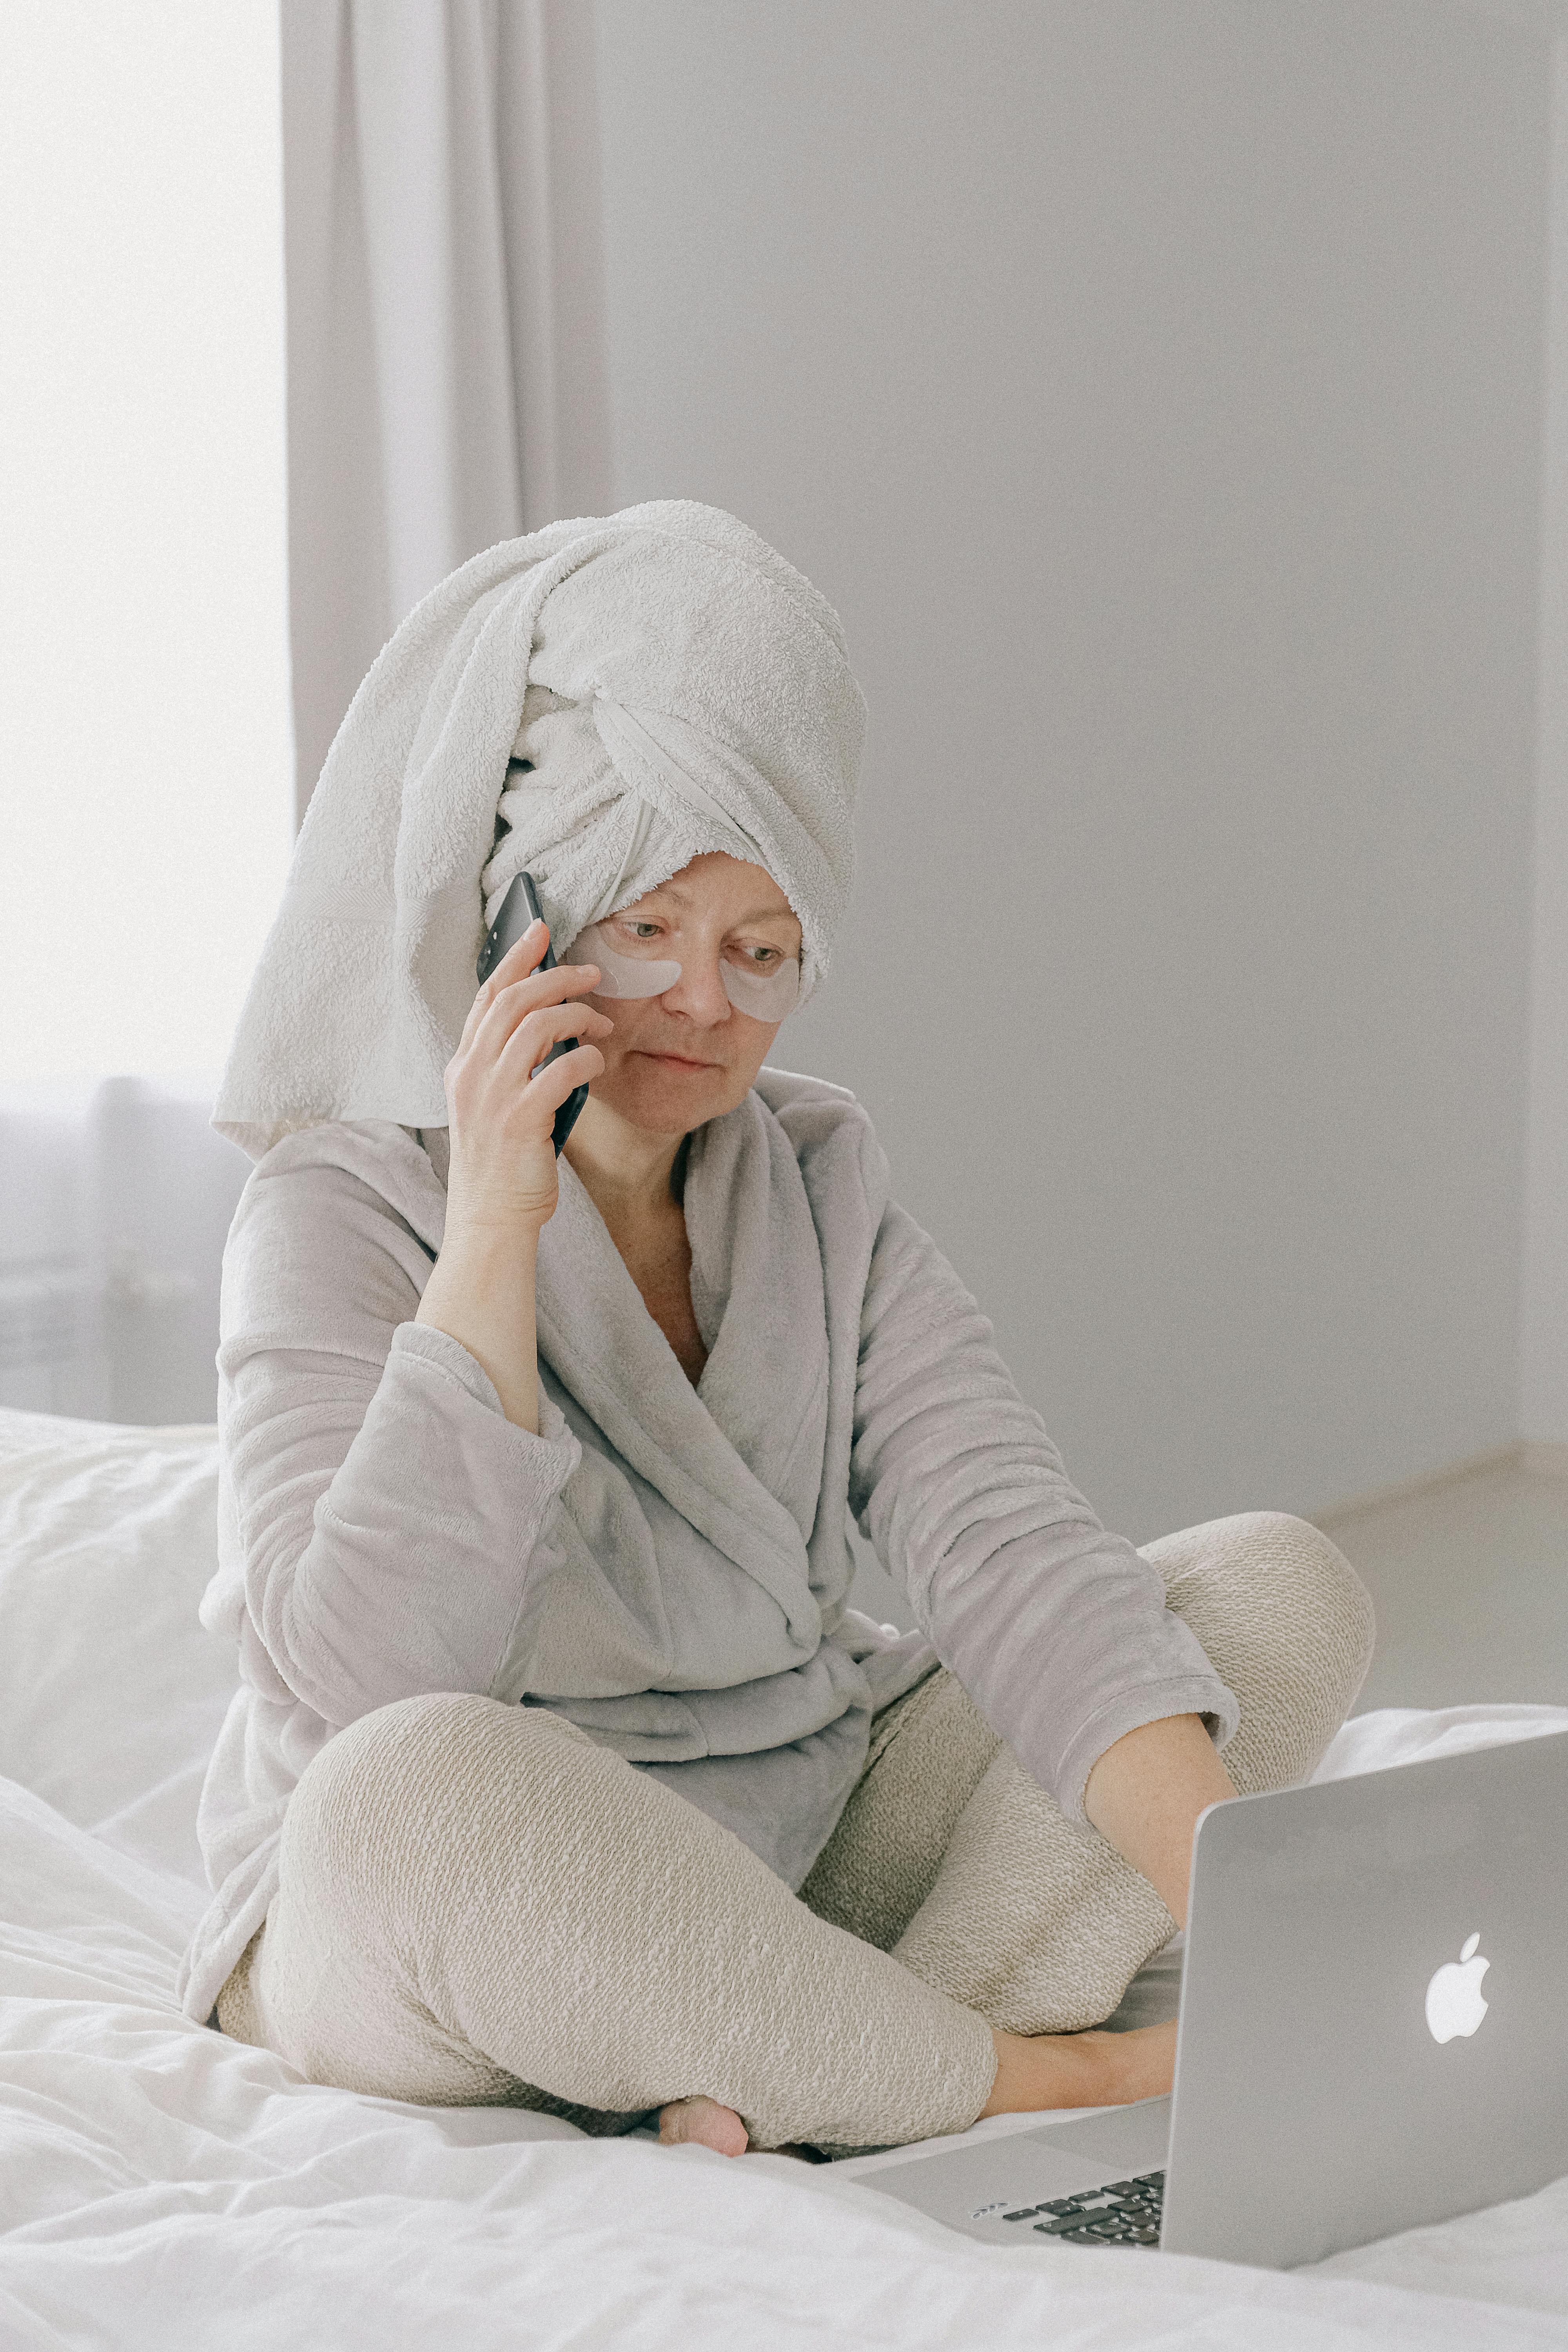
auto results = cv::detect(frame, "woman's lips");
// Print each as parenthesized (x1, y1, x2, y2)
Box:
(639, 1049, 717, 1070)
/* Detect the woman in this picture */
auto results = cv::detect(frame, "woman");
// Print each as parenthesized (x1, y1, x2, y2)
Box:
(184, 501, 1373, 2155)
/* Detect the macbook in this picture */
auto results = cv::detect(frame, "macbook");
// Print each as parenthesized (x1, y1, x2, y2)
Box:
(849, 1729, 1568, 2268)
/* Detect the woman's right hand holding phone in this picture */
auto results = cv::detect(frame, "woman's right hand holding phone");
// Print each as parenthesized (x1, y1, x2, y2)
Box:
(416, 920, 612, 1431)
(443, 920, 610, 1232)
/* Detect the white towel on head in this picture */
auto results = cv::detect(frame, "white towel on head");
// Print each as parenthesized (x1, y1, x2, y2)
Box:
(213, 501, 866, 1160)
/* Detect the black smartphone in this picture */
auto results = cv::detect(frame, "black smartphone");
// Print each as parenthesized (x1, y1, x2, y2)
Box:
(475, 871, 590, 1155)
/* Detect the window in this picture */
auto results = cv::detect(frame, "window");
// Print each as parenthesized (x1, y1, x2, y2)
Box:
(0, 1, 293, 1082)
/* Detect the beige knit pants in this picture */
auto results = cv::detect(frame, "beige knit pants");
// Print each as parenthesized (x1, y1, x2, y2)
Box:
(218, 1511, 1373, 2150)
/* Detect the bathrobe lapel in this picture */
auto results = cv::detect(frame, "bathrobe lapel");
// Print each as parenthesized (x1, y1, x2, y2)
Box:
(533, 1091, 830, 1641)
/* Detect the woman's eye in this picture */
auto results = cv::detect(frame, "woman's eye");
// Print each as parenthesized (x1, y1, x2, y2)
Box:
(732, 945, 780, 969)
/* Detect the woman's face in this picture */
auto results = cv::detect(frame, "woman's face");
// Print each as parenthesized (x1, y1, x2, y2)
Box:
(570, 852, 802, 1136)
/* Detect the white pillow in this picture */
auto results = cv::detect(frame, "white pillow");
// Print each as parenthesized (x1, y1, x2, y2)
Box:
(0, 1406, 233, 1889)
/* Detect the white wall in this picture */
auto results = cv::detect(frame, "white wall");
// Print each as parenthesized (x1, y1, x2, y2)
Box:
(592, 0, 1551, 1538)
(1523, 32, 1568, 1451)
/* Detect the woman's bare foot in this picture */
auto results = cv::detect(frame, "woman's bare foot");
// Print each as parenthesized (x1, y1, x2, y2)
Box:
(657, 2095, 749, 2156)
(980, 2017, 1177, 2120)
(654, 2020, 1174, 2156)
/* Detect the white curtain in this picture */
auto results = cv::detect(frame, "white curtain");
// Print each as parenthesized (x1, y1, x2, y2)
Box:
(0, 1081, 251, 1425)
(0, 4, 612, 1427)
(280, 0, 613, 822)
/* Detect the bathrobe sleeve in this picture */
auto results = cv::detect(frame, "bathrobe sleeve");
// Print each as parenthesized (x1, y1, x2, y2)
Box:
(848, 1198, 1238, 1826)
(217, 1150, 581, 1730)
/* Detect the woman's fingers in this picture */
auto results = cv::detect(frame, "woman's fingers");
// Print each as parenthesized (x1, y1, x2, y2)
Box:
(455, 930, 603, 1080)
(458, 919, 548, 1052)
(494, 998, 613, 1087)
(524, 1037, 606, 1108)
(459, 918, 597, 1043)
(445, 922, 609, 1169)
(447, 1008, 605, 1128)
(471, 960, 604, 1065)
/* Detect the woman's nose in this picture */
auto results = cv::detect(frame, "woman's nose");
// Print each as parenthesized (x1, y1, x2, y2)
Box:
(664, 955, 731, 1023)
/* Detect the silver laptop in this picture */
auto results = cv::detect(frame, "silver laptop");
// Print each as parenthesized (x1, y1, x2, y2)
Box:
(853, 1729, 1568, 2269)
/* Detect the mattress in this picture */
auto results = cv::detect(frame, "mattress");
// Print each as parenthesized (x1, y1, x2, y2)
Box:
(2, 1404, 1566, 2349)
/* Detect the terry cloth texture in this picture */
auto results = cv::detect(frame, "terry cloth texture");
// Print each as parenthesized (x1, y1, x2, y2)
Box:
(215, 1514, 1374, 2151)
(212, 501, 864, 1161)
(176, 1076, 1251, 2027)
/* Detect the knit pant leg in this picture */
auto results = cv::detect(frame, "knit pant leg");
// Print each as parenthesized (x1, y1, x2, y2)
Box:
(799, 1664, 1003, 1951)
(214, 1691, 996, 2152)
(806, 1511, 1376, 2036)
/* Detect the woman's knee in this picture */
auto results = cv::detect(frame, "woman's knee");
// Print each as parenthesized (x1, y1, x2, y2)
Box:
(260, 1693, 569, 2102)
(1140, 1510, 1375, 1790)
(283, 1691, 591, 1906)
(1143, 1510, 1372, 1665)
(1254, 1512, 1376, 1682)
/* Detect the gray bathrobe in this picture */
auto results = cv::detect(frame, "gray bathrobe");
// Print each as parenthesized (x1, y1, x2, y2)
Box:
(177, 1067, 1235, 2024)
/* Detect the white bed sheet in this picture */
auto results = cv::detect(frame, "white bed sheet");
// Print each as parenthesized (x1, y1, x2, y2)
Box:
(2, 1405, 1566, 2350)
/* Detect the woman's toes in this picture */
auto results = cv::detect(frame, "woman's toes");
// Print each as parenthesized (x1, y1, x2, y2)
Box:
(658, 2096, 749, 2156)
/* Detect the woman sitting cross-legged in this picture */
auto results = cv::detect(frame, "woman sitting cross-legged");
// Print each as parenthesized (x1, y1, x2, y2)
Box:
(184, 502, 1374, 2155)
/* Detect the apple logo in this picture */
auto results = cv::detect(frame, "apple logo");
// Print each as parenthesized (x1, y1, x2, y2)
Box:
(1425, 1933, 1490, 2044)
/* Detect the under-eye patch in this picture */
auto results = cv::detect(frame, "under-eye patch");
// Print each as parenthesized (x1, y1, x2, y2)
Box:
(563, 917, 800, 1021)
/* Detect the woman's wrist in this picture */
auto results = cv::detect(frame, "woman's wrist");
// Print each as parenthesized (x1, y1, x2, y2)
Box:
(980, 2020, 1176, 2121)
(1084, 2025, 1168, 2104)
(437, 1207, 549, 1263)
(417, 1220, 544, 1433)
(1083, 1713, 1236, 1930)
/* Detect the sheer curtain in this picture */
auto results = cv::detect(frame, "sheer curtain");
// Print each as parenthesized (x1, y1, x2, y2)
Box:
(2, 1, 611, 1421)
(281, 0, 612, 821)
(0, 1080, 252, 1425)
(0, 3, 287, 1421)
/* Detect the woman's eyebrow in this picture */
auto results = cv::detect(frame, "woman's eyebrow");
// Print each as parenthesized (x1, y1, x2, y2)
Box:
(631, 887, 795, 929)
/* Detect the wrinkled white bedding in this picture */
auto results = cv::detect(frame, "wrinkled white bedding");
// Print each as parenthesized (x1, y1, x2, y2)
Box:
(2, 1405, 1566, 2350)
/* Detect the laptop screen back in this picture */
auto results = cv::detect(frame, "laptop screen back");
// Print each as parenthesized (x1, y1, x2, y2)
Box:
(1163, 1728, 1568, 2267)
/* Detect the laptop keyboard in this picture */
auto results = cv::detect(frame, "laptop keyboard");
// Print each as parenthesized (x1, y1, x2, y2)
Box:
(1000, 2169, 1165, 2248)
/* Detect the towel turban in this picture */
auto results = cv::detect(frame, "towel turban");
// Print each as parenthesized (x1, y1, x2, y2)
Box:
(213, 501, 866, 1159)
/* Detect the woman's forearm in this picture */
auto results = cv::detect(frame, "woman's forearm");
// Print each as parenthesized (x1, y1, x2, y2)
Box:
(416, 1223, 544, 1433)
(1083, 1712, 1237, 1929)
(850, 1200, 1238, 1824)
